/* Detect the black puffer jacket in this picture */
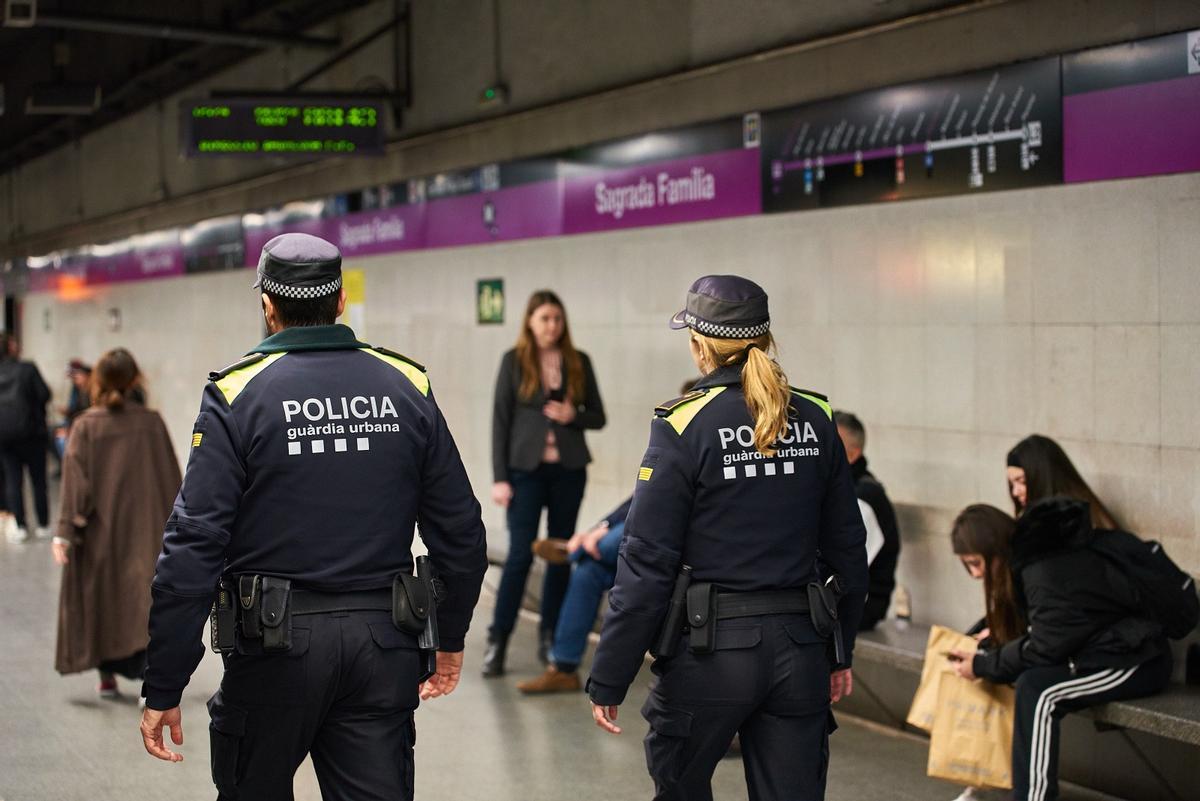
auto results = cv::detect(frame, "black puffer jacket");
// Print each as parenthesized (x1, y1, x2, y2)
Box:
(973, 498, 1164, 684)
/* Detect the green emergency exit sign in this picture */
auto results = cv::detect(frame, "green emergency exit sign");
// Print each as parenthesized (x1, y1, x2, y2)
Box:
(477, 278, 504, 324)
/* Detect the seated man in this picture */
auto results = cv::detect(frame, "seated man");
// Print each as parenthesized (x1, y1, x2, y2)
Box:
(834, 410, 901, 631)
(518, 497, 630, 692)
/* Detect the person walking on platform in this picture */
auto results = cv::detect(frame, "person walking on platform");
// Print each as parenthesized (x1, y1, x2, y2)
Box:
(587, 275, 868, 801)
(0, 331, 52, 544)
(139, 233, 488, 801)
(485, 290, 606, 676)
(53, 348, 181, 698)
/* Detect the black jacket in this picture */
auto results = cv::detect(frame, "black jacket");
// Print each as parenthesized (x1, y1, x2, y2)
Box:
(973, 498, 1164, 684)
(588, 366, 868, 705)
(491, 348, 605, 481)
(852, 456, 900, 626)
(144, 325, 488, 709)
(0, 358, 51, 437)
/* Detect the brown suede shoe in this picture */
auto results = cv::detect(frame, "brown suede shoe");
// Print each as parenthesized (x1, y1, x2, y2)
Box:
(531, 538, 570, 565)
(516, 666, 581, 694)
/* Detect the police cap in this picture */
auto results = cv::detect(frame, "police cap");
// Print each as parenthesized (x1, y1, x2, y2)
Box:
(668, 274, 770, 339)
(252, 233, 342, 299)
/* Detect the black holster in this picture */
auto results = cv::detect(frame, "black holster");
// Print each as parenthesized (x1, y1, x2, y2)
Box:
(234, 574, 293, 652)
(393, 556, 441, 682)
(650, 566, 692, 659)
(808, 575, 846, 667)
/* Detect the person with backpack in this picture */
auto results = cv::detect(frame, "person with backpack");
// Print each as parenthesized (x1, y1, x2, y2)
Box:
(0, 332, 52, 544)
(950, 497, 1181, 801)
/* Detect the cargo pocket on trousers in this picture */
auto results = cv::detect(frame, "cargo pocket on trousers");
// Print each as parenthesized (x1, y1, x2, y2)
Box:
(781, 621, 832, 715)
(207, 692, 247, 799)
(640, 694, 694, 789)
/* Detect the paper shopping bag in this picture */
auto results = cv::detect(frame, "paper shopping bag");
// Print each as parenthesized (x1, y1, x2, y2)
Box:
(927, 674, 1016, 791)
(906, 624, 978, 733)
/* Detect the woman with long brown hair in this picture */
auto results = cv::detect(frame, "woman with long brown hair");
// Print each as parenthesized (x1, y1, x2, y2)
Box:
(485, 290, 605, 676)
(950, 504, 1025, 648)
(52, 348, 181, 698)
(1006, 434, 1119, 529)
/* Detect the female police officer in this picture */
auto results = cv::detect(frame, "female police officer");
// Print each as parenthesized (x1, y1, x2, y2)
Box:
(586, 275, 868, 801)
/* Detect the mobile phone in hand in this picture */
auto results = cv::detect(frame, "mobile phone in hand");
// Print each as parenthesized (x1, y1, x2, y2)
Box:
(547, 387, 565, 403)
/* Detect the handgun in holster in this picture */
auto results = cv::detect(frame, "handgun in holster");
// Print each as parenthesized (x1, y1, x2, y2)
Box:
(807, 574, 847, 667)
(392, 556, 442, 682)
(650, 566, 692, 659)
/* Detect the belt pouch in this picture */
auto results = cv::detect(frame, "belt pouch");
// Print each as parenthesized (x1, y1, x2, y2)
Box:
(392, 573, 430, 635)
(259, 577, 292, 652)
(238, 575, 262, 639)
(807, 582, 836, 638)
(686, 582, 716, 654)
(211, 581, 237, 654)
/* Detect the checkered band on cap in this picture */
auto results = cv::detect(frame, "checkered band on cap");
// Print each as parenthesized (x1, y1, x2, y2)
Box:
(685, 313, 770, 339)
(259, 275, 342, 299)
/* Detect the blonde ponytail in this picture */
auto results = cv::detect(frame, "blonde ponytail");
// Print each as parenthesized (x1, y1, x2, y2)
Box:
(692, 333, 791, 456)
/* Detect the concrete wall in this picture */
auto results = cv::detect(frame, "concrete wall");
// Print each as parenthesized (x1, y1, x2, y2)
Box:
(19, 168, 1200, 635)
(4, 0, 1200, 256)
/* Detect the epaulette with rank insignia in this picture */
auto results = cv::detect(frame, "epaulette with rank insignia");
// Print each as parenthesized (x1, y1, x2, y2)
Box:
(790, 385, 832, 420)
(654, 386, 726, 435)
(208, 352, 267, 382)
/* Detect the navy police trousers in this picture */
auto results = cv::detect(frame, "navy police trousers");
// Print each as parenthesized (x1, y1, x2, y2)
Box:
(642, 613, 835, 801)
(208, 609, 422, 801)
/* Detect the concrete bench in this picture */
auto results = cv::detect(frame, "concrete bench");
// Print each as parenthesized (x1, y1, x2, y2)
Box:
(854, 620, 1200, 745)
(851, 620, 1200, 800)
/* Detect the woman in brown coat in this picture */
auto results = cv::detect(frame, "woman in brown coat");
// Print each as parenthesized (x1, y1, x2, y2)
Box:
(51, 348, 181, 698)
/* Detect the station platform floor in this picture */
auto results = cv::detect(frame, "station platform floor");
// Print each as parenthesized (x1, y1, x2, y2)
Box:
(0, 530, 1120, 801)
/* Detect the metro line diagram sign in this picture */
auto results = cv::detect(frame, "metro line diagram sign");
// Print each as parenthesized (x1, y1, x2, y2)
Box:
(761, 57, 1062, 212)
(181, 99, 385, 156)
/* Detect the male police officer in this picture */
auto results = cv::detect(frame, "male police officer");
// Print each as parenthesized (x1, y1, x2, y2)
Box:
(139, 233, 487, 800)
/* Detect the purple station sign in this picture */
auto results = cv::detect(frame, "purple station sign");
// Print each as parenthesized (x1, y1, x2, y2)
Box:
(562, 148, 761, 234)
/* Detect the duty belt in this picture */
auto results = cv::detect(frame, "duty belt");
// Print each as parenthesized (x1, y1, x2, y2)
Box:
(290, 588, 392, 616)
(713, 589, 811, 620)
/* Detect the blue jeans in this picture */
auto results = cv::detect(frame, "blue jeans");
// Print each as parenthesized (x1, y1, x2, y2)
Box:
(490, 464, 587, 639)
(550, 522, 624, 669)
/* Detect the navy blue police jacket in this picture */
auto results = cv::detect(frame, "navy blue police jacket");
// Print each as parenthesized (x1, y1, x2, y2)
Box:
(143, 324, 488, 710)
(587, 364, 868, 705)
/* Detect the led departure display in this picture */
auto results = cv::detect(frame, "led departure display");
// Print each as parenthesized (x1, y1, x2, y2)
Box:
(181, 99, 385, 157)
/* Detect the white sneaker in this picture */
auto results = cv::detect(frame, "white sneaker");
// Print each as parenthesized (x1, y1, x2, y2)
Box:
(951, 789, 979, 801)
(6, 526, 30, 545)
(951, 788, 1007, 801)
(35, 526, 51, 540)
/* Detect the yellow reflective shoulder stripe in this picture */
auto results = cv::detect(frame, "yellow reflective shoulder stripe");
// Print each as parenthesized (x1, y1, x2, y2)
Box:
(792, 389, 832, 421)
(664, 386, 726, 434)
(361, 348, 430, 397)
(215, 352, 286, 406)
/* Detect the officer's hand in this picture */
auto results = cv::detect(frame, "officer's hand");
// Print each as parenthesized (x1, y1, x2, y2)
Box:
(140, 705, 185, 762)
(420, 650, 464, 700)
(830, 668, 853, 703)
(591, 702, 622, 735)
(491, 481, 513, 508)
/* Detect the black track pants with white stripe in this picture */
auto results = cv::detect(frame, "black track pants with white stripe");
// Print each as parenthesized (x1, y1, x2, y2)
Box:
(1012, 651, 1171, 801)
